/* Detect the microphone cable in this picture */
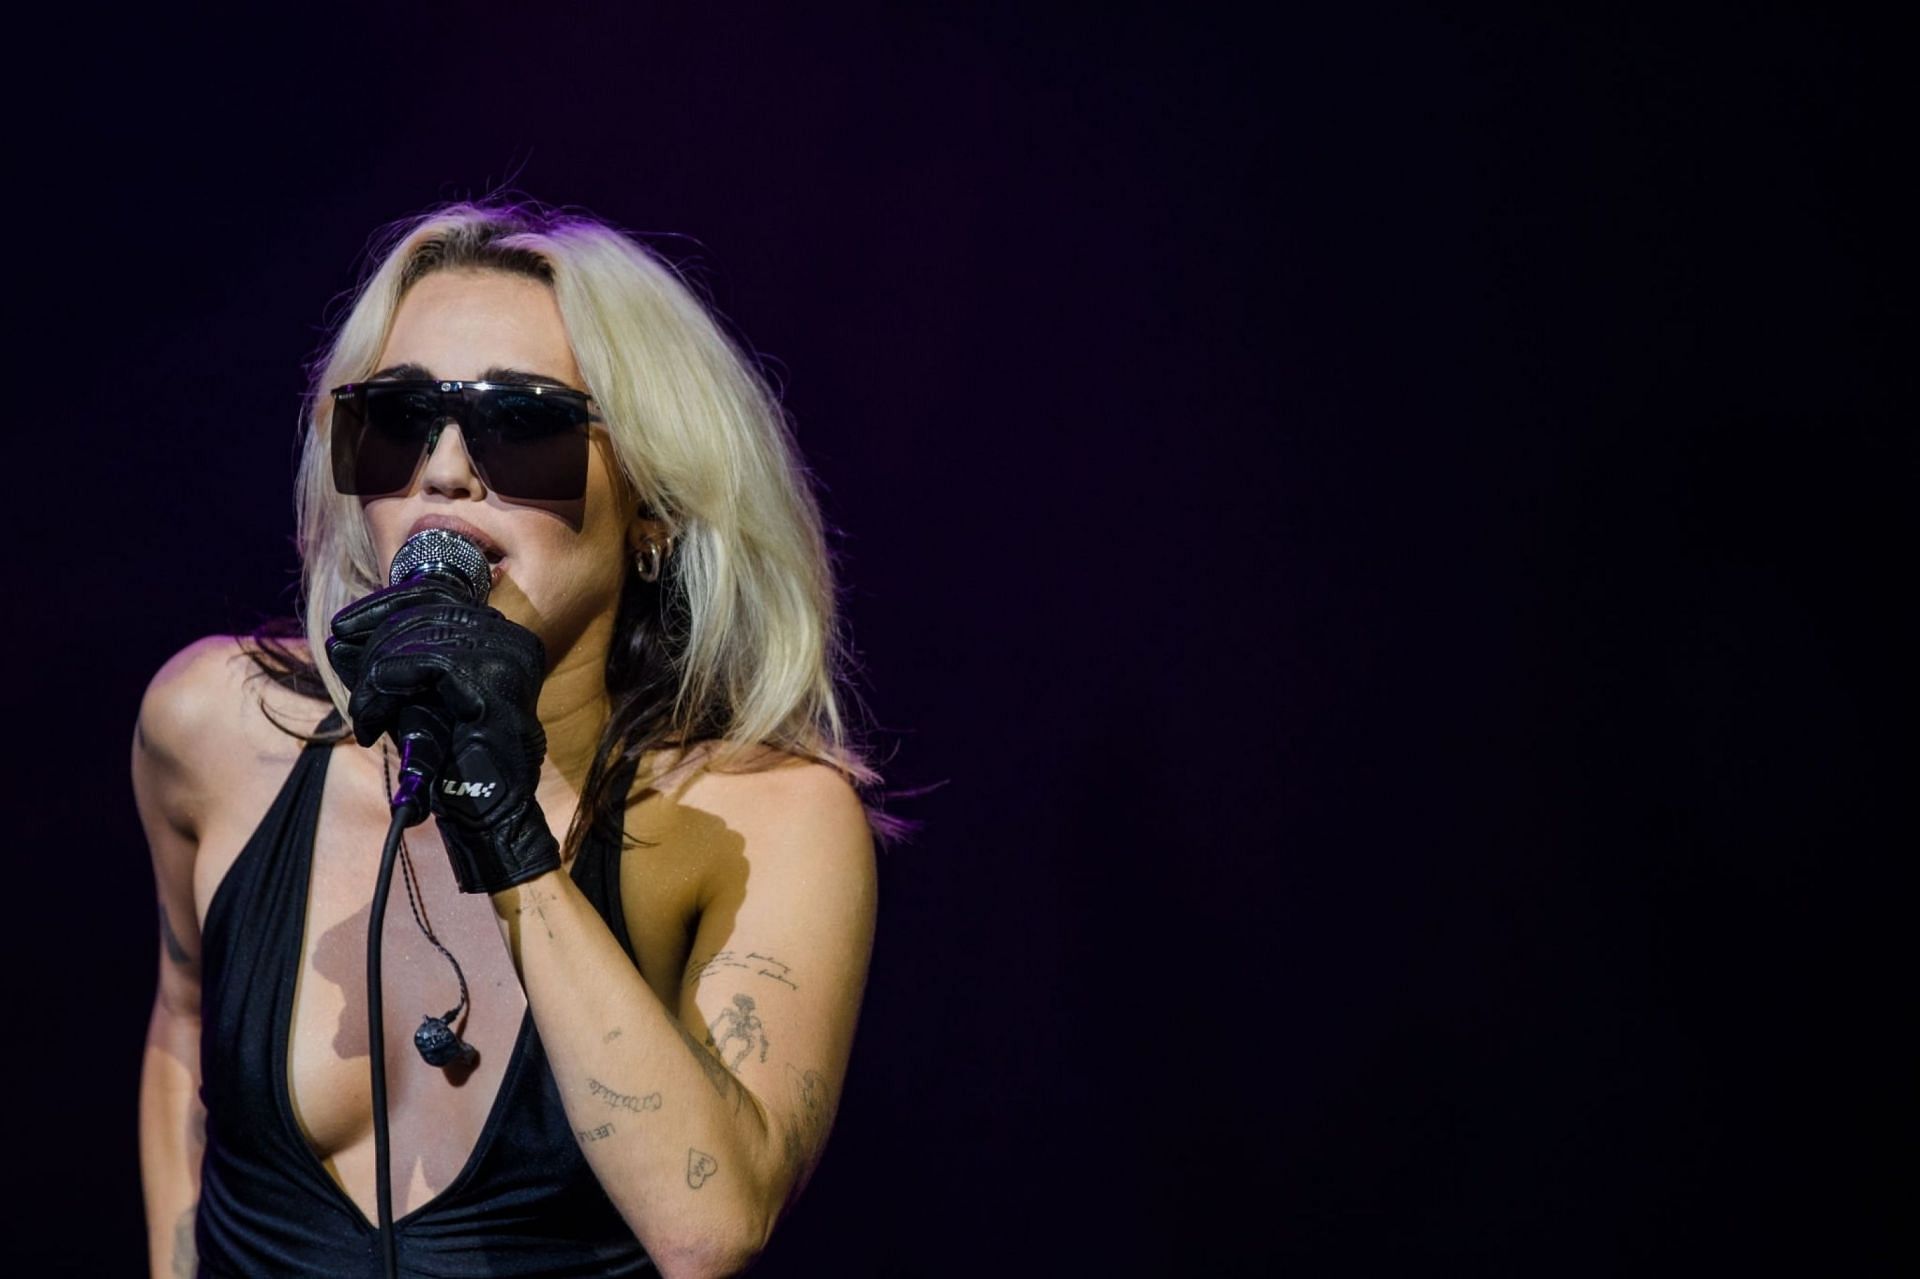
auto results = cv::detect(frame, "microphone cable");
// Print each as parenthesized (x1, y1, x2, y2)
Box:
(368, 803, 411, 1279)
(358, 527, 493, 1279)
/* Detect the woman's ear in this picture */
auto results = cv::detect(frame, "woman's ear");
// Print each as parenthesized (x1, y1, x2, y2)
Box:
(627, 506, 676, 582)
(626, 505, 672, 555)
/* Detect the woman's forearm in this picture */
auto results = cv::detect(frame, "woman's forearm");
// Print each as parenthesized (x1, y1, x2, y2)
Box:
(493, 870, 780, 1278)
(139, 999, 204, 1279)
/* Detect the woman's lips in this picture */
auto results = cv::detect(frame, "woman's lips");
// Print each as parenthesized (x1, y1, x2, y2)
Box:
(407, 515, 504, 563)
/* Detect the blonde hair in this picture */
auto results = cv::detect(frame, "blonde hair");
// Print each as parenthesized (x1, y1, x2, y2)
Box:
(292, 199, 886, 823)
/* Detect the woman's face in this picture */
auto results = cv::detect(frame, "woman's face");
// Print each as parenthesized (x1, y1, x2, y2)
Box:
(358, 268, 641, 669)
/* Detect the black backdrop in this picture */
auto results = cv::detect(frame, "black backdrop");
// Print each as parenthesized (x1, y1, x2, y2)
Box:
(2, 5, 1902, 1274)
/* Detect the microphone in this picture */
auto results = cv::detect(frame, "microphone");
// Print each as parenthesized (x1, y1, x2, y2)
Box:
(384, 528, 493, 824)
(381, 528, 491, 1073)
(389, 524, 493, 602)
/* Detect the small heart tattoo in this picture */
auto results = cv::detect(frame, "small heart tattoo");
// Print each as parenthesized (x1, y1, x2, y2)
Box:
(687, 1148, 718, 1189)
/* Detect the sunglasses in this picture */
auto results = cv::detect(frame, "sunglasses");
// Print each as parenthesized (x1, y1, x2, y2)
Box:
(329, 379, 594, 501)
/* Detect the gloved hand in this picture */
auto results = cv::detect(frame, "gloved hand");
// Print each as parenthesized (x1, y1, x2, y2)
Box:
(328, 586, 560, 895)
(325, 576, 459, 696)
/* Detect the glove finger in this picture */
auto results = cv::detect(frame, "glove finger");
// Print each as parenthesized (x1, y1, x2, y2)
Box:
(326, 633, 368, 694)
(363, 607, 493, 662)
(346, 678, 395, 746)
(344, 605, 545, 748)
(349, 650, 463, 743)
(330, 577, 471, 643)
(362, 648, 463, 699)
(330, 579, 475, 695)
(335, 604, 469, 702)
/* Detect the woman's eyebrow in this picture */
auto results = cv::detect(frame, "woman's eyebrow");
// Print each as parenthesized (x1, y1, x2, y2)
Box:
(367, 361, 431, 381)
(364, 362, 582, 392)
(478, 365, 582, 390)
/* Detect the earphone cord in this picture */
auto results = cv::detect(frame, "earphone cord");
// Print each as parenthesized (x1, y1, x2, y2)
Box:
(382, 745, 470, 1026)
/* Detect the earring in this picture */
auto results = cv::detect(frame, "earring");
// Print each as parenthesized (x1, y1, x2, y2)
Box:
(635, 536, 674, 583)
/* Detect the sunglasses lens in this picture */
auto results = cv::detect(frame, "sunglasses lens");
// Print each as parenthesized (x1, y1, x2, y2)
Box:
(332, 384, 439, 495)
(468, 389, 590, 501)
(330, 383, 591, 500)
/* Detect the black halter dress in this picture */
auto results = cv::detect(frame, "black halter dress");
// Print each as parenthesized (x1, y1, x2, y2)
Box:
(194, 724, 654, 1277)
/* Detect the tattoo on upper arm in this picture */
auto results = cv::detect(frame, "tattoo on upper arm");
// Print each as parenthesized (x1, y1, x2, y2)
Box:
(780, 1064, 835, 1187)
(157, 902, 193, 969)
(603, 1028, 623, 1044)
(791, 1066, 829, 1122)
(171, 1207, 194, 1278)
(706, 993, 771, 1069)
(686, 1148, 718, 1189)
(674, 1022, 746, 1114)
(684, 950, 799, 991)
(576, 1122, 616, 1143)
(747, 952, 797, 989)
(586, 1078, 662, 1116)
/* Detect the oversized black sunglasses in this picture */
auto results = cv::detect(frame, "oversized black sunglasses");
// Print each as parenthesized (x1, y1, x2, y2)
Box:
(329, 379, 594, 501)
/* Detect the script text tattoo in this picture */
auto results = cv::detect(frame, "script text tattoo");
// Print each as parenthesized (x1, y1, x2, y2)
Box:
(586, 1077, 662, 1116)
(684, 950, 799, 991)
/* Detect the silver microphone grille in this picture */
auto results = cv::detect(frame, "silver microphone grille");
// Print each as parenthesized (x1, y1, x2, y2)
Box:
(388, 528, 493, 605)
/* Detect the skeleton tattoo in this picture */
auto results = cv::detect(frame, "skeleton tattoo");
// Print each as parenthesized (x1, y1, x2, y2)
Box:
(705, 993, 770, 1070)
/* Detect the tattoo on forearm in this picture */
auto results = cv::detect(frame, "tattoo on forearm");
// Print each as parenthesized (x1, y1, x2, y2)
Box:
(517, 884, 557, 939)
(603, 1028, 623, 1044)
(576, 1122, 616, 1142)
(675, 1022, 745, 1113)
(706, 993, 771, 1069)
(157, 902, 193, 968)
(684, 950, 799, 991)
(586, 1078, 662, 1115)
(687, 1148, 719, 1189)
(171, 1207, 194, 1279)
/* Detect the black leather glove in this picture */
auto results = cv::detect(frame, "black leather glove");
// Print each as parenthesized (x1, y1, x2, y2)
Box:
(328, 586, 560, 895)
(325, 576, 459, 696)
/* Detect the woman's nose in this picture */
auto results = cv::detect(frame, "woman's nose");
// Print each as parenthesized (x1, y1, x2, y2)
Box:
(419, 420, 487, 498)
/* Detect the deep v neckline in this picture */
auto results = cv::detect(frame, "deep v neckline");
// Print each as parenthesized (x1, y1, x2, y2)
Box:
(274, 740, 545, 1232)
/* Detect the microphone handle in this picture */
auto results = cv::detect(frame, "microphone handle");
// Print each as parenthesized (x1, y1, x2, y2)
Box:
(390, 703, 451, 826)
(382, 565, 474, 824)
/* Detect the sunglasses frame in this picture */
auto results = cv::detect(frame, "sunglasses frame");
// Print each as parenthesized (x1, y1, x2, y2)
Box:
(328, 378, 597, 501)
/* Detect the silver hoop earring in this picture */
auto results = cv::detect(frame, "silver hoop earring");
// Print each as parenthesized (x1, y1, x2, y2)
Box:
(635, 537, 673, 583)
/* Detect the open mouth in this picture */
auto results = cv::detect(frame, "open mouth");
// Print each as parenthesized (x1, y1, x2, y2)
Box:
(406, 518, 504, 568)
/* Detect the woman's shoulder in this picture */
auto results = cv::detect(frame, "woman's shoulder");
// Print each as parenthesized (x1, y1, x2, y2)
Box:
(138, 634, 333, 771)
(630, 742, 873, 861)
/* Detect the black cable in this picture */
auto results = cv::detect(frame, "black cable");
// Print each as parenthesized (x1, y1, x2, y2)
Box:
(369, 804, 409, 1279)
(399, 843, 470, 1028)
(385, 745, 473, 1032)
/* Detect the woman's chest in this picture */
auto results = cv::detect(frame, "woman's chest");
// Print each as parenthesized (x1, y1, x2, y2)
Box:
(276, 752, 708, 1216)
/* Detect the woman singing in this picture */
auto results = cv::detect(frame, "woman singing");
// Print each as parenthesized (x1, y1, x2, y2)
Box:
(134, 201, 882, 1277)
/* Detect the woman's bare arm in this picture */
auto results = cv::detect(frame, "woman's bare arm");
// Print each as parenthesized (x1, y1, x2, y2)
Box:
(490, 759, 877, 1278)
(138, 910, 203, 1279)
(133, 640, 241, 1278)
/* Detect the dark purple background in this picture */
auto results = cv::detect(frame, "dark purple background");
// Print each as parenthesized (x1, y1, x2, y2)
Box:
(3, 5, 1902, 1274)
